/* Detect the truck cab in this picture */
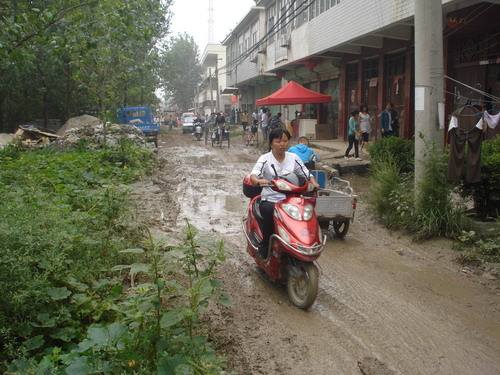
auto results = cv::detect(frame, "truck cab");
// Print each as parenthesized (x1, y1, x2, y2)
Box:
(117, 106, 160, 146)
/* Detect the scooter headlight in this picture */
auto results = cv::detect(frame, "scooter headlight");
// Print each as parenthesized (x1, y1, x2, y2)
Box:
(277, 226, 290, 243)
(274, 180, 292, 191)
(303, 204, 314, 221)
(282, 204, 301, 220)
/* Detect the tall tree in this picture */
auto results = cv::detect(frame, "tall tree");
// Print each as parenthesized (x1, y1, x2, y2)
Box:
(0, 0, 173, 131)
(161, 34, 201, 112)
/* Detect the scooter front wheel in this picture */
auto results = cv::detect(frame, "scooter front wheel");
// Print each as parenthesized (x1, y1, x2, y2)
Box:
(287, 263, 319, 309)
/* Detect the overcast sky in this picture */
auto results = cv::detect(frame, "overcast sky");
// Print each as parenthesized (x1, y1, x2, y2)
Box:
(170, 0, 255, 52)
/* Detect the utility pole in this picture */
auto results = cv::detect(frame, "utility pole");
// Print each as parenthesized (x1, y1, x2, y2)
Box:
(209, 67, 214, 113)
(414, 0, 444, 188)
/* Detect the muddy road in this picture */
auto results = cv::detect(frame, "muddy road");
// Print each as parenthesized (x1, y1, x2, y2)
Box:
(135, 131, 500, 375)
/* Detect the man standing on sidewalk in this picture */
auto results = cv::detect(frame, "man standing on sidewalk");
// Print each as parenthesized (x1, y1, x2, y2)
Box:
(380, 102, 395, 137)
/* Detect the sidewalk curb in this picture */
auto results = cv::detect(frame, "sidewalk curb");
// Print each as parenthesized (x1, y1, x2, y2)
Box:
(310, 142, 339, 154)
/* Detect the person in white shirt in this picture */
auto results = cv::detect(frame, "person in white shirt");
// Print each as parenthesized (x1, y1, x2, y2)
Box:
(359, 105, 372, 150)
(250, 128, 319, 257)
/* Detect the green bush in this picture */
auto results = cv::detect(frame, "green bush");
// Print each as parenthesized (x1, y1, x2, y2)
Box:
(412, 144, 467, 239)
(369, 160, 411, 228)
(369, 137, 414, 173)
(0, 144, 152, 369)
(455, 227, 500, 265)
(0, 144, 227, 374)
(369, 143, 467, 239)
(465, 136, 500, 218)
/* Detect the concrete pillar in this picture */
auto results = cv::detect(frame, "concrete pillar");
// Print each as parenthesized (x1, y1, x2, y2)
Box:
(414, 0, 444, 186)
(377, 54, 385, 141)
(338, 63, 347, 140)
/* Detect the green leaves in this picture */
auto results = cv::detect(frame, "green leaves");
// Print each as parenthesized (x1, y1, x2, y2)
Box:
(47, 287, 72, 301)
(65, 356, 90, 375)
(78, 323, 127, 352)
(160, 34, 202, 111)
(23, 335, 45, 351)
(160, 308, 189, 329)
(1, 0, 172, 132)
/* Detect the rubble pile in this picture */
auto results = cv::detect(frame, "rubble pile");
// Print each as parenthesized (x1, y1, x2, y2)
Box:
(57, 115, 102, 136)
(56, 123, 146, 148)
(0, 133, 15, 149)
(2, 125, 60, 148)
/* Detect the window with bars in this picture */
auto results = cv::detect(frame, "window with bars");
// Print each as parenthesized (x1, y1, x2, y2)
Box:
(309, 0, 316, 20)
(385, 53, 405, 76)
(252, 22, 258, 47)
(363, 58, 379, 79)
(267, 3, 276, 42)
(295, 0, 309, 27)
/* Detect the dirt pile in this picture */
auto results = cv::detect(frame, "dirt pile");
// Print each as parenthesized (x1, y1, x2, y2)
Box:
(56, 123, 146, 148)
(57, 115, 102, 136)
(0, 134, 14, 149)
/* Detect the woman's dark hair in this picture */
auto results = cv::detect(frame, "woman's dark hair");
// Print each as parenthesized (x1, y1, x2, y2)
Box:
(360, 105, 368, 112)
(350, 110, 359, 117)
(268, 128, 291, 150)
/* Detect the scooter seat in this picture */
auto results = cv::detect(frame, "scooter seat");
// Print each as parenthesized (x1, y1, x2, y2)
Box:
(252, 198, 263, 221)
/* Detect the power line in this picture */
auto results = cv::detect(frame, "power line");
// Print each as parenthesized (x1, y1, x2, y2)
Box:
(443, 3, 494, 39)
(219, 0, 312, 75)
(445, 75, 500, 102)
(220, 0, 301, 73)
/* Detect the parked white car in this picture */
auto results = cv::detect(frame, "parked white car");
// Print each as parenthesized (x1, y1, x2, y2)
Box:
(182, 115, 195, 134)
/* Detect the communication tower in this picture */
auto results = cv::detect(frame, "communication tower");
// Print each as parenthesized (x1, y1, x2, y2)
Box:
(208, 0, 215, 43)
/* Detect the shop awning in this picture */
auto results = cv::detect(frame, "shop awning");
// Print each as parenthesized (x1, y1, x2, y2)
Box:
(256, 81, 331, 106)
(221, 87, 239, 94)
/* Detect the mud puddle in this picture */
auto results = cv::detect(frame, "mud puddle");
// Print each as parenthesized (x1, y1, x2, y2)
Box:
(134, 131, 500, 375)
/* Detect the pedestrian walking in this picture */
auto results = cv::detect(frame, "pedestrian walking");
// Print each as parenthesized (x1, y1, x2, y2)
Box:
(344, 110, 362, 160)
(359, 105, 371, 150)
(380, 102, 395, 137)
(269, 112, 283, 130)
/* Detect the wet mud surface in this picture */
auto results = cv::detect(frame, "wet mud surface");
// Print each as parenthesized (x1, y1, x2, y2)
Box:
(133, 131, 500, 375)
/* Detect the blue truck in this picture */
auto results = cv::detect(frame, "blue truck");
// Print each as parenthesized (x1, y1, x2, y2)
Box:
(117, 106, 160, 147)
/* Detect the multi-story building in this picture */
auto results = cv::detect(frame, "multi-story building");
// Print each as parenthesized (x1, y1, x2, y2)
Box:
(222, 6, 283, 114)
(196, 44, 232, 115)
(224, 0, 500, 139)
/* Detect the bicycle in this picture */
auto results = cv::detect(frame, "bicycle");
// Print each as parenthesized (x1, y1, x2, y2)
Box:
(211, 125, 230, 148)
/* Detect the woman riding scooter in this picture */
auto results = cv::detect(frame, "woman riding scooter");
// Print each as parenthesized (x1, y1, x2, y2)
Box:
(250, 128, 320, 258)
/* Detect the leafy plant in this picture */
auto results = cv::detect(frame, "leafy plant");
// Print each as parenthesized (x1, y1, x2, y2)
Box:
(454, 226, 500, 265)
(412, 143, 467, 239)
(368, 136, 414, 173)
(369, 142, 468, 239)
(461, 136, 500, 218)
(0, 144, 151, 371)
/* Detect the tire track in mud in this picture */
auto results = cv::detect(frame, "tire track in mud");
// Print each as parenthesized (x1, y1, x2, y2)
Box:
(135, 132, 500, 375)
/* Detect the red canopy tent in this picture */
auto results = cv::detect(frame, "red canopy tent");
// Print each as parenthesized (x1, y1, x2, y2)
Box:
(256, 81, 331, 106)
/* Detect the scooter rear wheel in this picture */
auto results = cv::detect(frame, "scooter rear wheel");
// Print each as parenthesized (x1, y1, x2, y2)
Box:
(287, 263, 319, 309)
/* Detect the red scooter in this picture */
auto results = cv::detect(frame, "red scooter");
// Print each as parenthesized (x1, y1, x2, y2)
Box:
(242, 173, 326, 309)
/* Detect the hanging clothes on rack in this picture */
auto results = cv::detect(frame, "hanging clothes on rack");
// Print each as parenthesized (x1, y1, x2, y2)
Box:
(447, 106, 484, 184)
(483, 110, 500, 129)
